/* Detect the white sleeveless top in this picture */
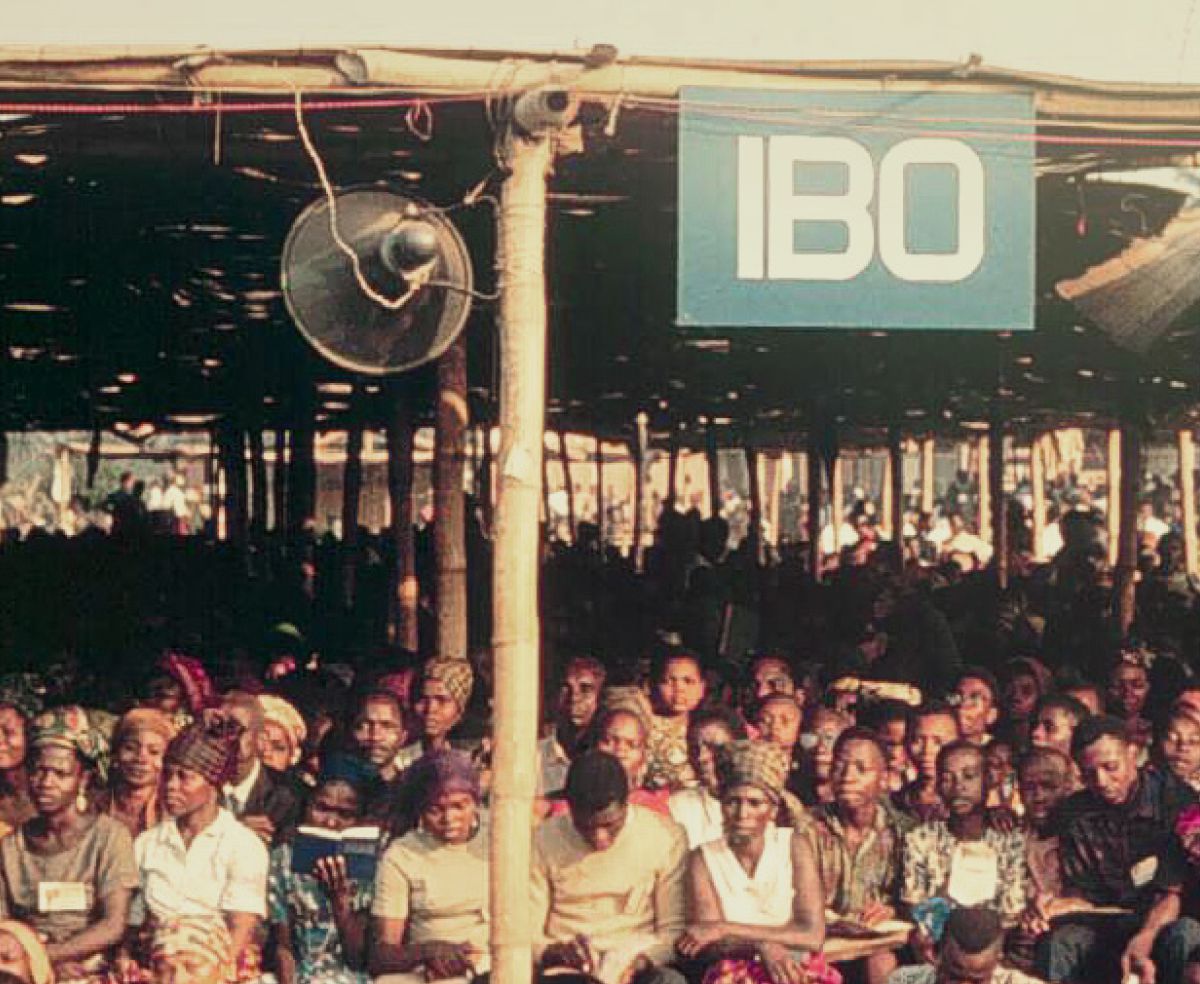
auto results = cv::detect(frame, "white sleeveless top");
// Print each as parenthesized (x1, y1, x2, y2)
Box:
(699, 826, 794, 927)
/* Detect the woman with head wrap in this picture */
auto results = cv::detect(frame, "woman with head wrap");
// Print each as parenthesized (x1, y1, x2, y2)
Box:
(129, 716, 268, 982)
(141, 653, 215, 734)
(393, 660, 475, 774)
(0, 919, 54, 984)
(149, 916, 232, 984)
(676, 740, 834, 984)
(0, 674, 45, 831)
(0, 706, 139, 983)
(257, 694, 308, 775)
(370, 750, 489, 984)
(94, 709, 174, 838)
(267, 754, 376, 984)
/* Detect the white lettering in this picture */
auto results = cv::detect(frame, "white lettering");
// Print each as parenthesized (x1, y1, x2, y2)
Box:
(736, 136, 765, 280)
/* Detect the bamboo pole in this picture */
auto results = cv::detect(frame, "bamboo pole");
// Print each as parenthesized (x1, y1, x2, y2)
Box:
(1031, 433, 1046, 560)
(765, 451, 782, 547)
(1115, 422, 1142, 634)
(707, 428, 721, 519)
(387, 394, 418, 651)
(920, 437, 935, 515)
(1108, 428, 1121, 568)
(560, 430, 577, 543)
(436, 336, 469, 661)
(595, 436, 604, 542)
(287, 416, 316, 543)
(746, 442, 762, 562)
(807, 438, 823, 581)
(342, 417, 364, 611)
(248, 428, 267, 542)
(977, 434, 991, 543)
(631, 439, 644, 566)
(219, 423, 248, 549)
(272, 428, 287, 533)
(881, 449, 894, 539)
(1182, 429, 1199, 577)
(490, 130, 553, 984)
(990, 421, 1009, 589)
(889, 431, 904, 569)
(666, 433, 680, 510)
(831, 451, 845, 554)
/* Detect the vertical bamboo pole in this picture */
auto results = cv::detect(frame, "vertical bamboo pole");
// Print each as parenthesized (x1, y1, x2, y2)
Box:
(634, 413, 649, 567)
(272, 427, 288, 534)
(882, 448, 894, 539)
(480, 423, 495, 536)
(559, 430, 576, 543)
(990, 421, 1009, 589)
(436, 337, 469, 661)
(249, 428, 267, 542)
(889, 431, 904, 569)
(219, 423, 248, 549)
(977, 434, 991, 543)
(707, 428, 721, 519)
(1116, 422, 1142, 634)
(831, 452, 845, 553)
(595, 436, 604, 542)
(342, 417, 364, 611)
(666, 433, 680, 510)
(765, 451, 781, 547)
(387, 394, 418, 651)
(746, 442, 762, 562)
(807, 439, 823, 581)
(1031, 434, 1046, 560)
(1181, 429, 1199, 577)
(490, 131, 552, 984)
(920, 437, 936, 515)
(1108, 428, 1121, 568)
(287, 416, 316, 543)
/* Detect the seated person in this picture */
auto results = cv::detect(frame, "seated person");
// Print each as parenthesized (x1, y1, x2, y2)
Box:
(1157, 702, 1200, 793)
(371, 750, 488, 984)
(348, 690, 407, 822)
(148, 916, 233, 984)
(269, 754, 376, 984)
(895, 703, 961, 823)
(96, 709, 174, 839)
(258, 694, 308, 776)
(646, 650, 707, 792)
(795, 707, 852, 808)
(952, 668, 1000, 748)
(669, 709, 745, 849)
(902, 741, 1027, 924)
(754, 695, 803, 795)
(1107, 655, 1153, 749)
(807, 729, 908, 984)
(1030, 695, 1090, 761)
(393, 659, 475, 773)
(538, 656, 606, 801)
(0, 707, 139, 981)
(130, 717, 269, 981)
(677, 739, 829, 984)
(0, 919, 53, 984)
(217, 690, 302, 845)
(1039, 715, 1200, 983)
(887, 905, 1043, 984)
(984, 739, 1020, 814)
(532, 750, 686, 984)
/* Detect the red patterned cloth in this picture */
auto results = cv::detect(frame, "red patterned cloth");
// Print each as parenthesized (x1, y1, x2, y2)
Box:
(702, 954, 842, 984)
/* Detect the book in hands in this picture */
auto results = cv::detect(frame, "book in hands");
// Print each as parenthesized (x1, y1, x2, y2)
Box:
(290, 824, 381, 882)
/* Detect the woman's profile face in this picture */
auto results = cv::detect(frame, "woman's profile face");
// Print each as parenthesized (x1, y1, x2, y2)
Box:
(0, 708, 26, 772)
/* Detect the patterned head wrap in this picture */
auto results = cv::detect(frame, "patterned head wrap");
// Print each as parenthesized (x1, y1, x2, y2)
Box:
(114, 708, 176, 749)
(715, 739, 790, 803)
(165, 716, 242, 789)
(257, 695, 307, 765)
(151, 915, 232, 971)
(422, 659, 474, 713)
(30, 705, 110, 783)
(157, 651, 217, 715)
(408, 748, 482, 807)
(600, 686, 655, 738)
(0, 673, 45, 721)
(0, 919, 52, 984)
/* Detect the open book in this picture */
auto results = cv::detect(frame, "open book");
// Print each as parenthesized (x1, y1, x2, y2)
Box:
(290, 824, 381, 883)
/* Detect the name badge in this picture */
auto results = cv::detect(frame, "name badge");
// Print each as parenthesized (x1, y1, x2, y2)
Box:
(946, 842, 999, 906)
(1131, 855, 1159, 888)
(38, 881, 88, 913)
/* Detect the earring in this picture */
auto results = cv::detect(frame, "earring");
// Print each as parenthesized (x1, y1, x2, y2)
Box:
(76, 790, 88, 813)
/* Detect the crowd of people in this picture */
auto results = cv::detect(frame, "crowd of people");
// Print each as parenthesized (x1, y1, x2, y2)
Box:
(0, 464, 1195, 984)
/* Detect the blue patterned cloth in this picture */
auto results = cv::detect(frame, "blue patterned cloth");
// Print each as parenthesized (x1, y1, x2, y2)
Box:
(267, 843, 372, 984)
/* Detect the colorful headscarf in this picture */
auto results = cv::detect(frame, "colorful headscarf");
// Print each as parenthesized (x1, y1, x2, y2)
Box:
(113, 708, 176, 749)
(257, 695, 307, 766)
(408, 749, 481, 807)
(600, 686, 655, 738)
(158, 651, 217, 715)
(715, 739, 790, 803)
(422, 659, 474, 713)
(0, 673, 45, 721)
(0, 919, 52, 984)
(151, 915, 232, 971)
(30, 705, 109, 783)
(1177, 804, 1200, 840)
(165, 716, 242, 789)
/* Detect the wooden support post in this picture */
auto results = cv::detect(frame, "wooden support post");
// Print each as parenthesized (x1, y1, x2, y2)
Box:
(272, 428, 288, 533)
(746, 442, 762, 562)
(342, 417, 364, 611)
(990, 421, 1009, 589)
(920, 437, 935, 514)
(1115, 422, 1142, 635)
(387, 393, 418, 651)
(1031, 433, 1046, 560)
(436, 336, 469, 661)
(977, 434, 991, 543)
(666, 433, 679, 511)
(480, 423, 494, 536)
(559, 430, 576, 543)
(881, 449, 894, 539)
(287, 416, 316, 543)
(889, 431, 904, 569)
(249, 429, 267, 542)
(1182, 429, 1199, 577)
(706, 429, 721, 519)
(219, 423, 248, 549)
(765, 451, 781, 547)
(807, 437, 823, 581)
(490, 129, 553, 984)
(1108, 428, 1121, 568)
(595, 436, 604, 542)
(831, 452, 845, 553)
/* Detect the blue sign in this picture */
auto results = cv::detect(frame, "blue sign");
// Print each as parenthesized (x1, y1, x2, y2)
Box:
(677, 88, 1035, 330)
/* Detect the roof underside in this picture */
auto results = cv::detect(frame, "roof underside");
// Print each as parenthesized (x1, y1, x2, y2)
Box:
(0, 49, 1200, 445)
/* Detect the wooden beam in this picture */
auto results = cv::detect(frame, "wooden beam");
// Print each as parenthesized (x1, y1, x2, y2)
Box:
(342, 417, 364, 612)
(490, 131, 552, 984)
(1115, 422, 1142, 635)
(1182, 429, 1199, 577)
(386, 394, 418, 652)
(1031, 433, 1046, 560)
(807, 442, 823, 582)
(436, 336, 469, 661)
(1107, 428, 1121, 568)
